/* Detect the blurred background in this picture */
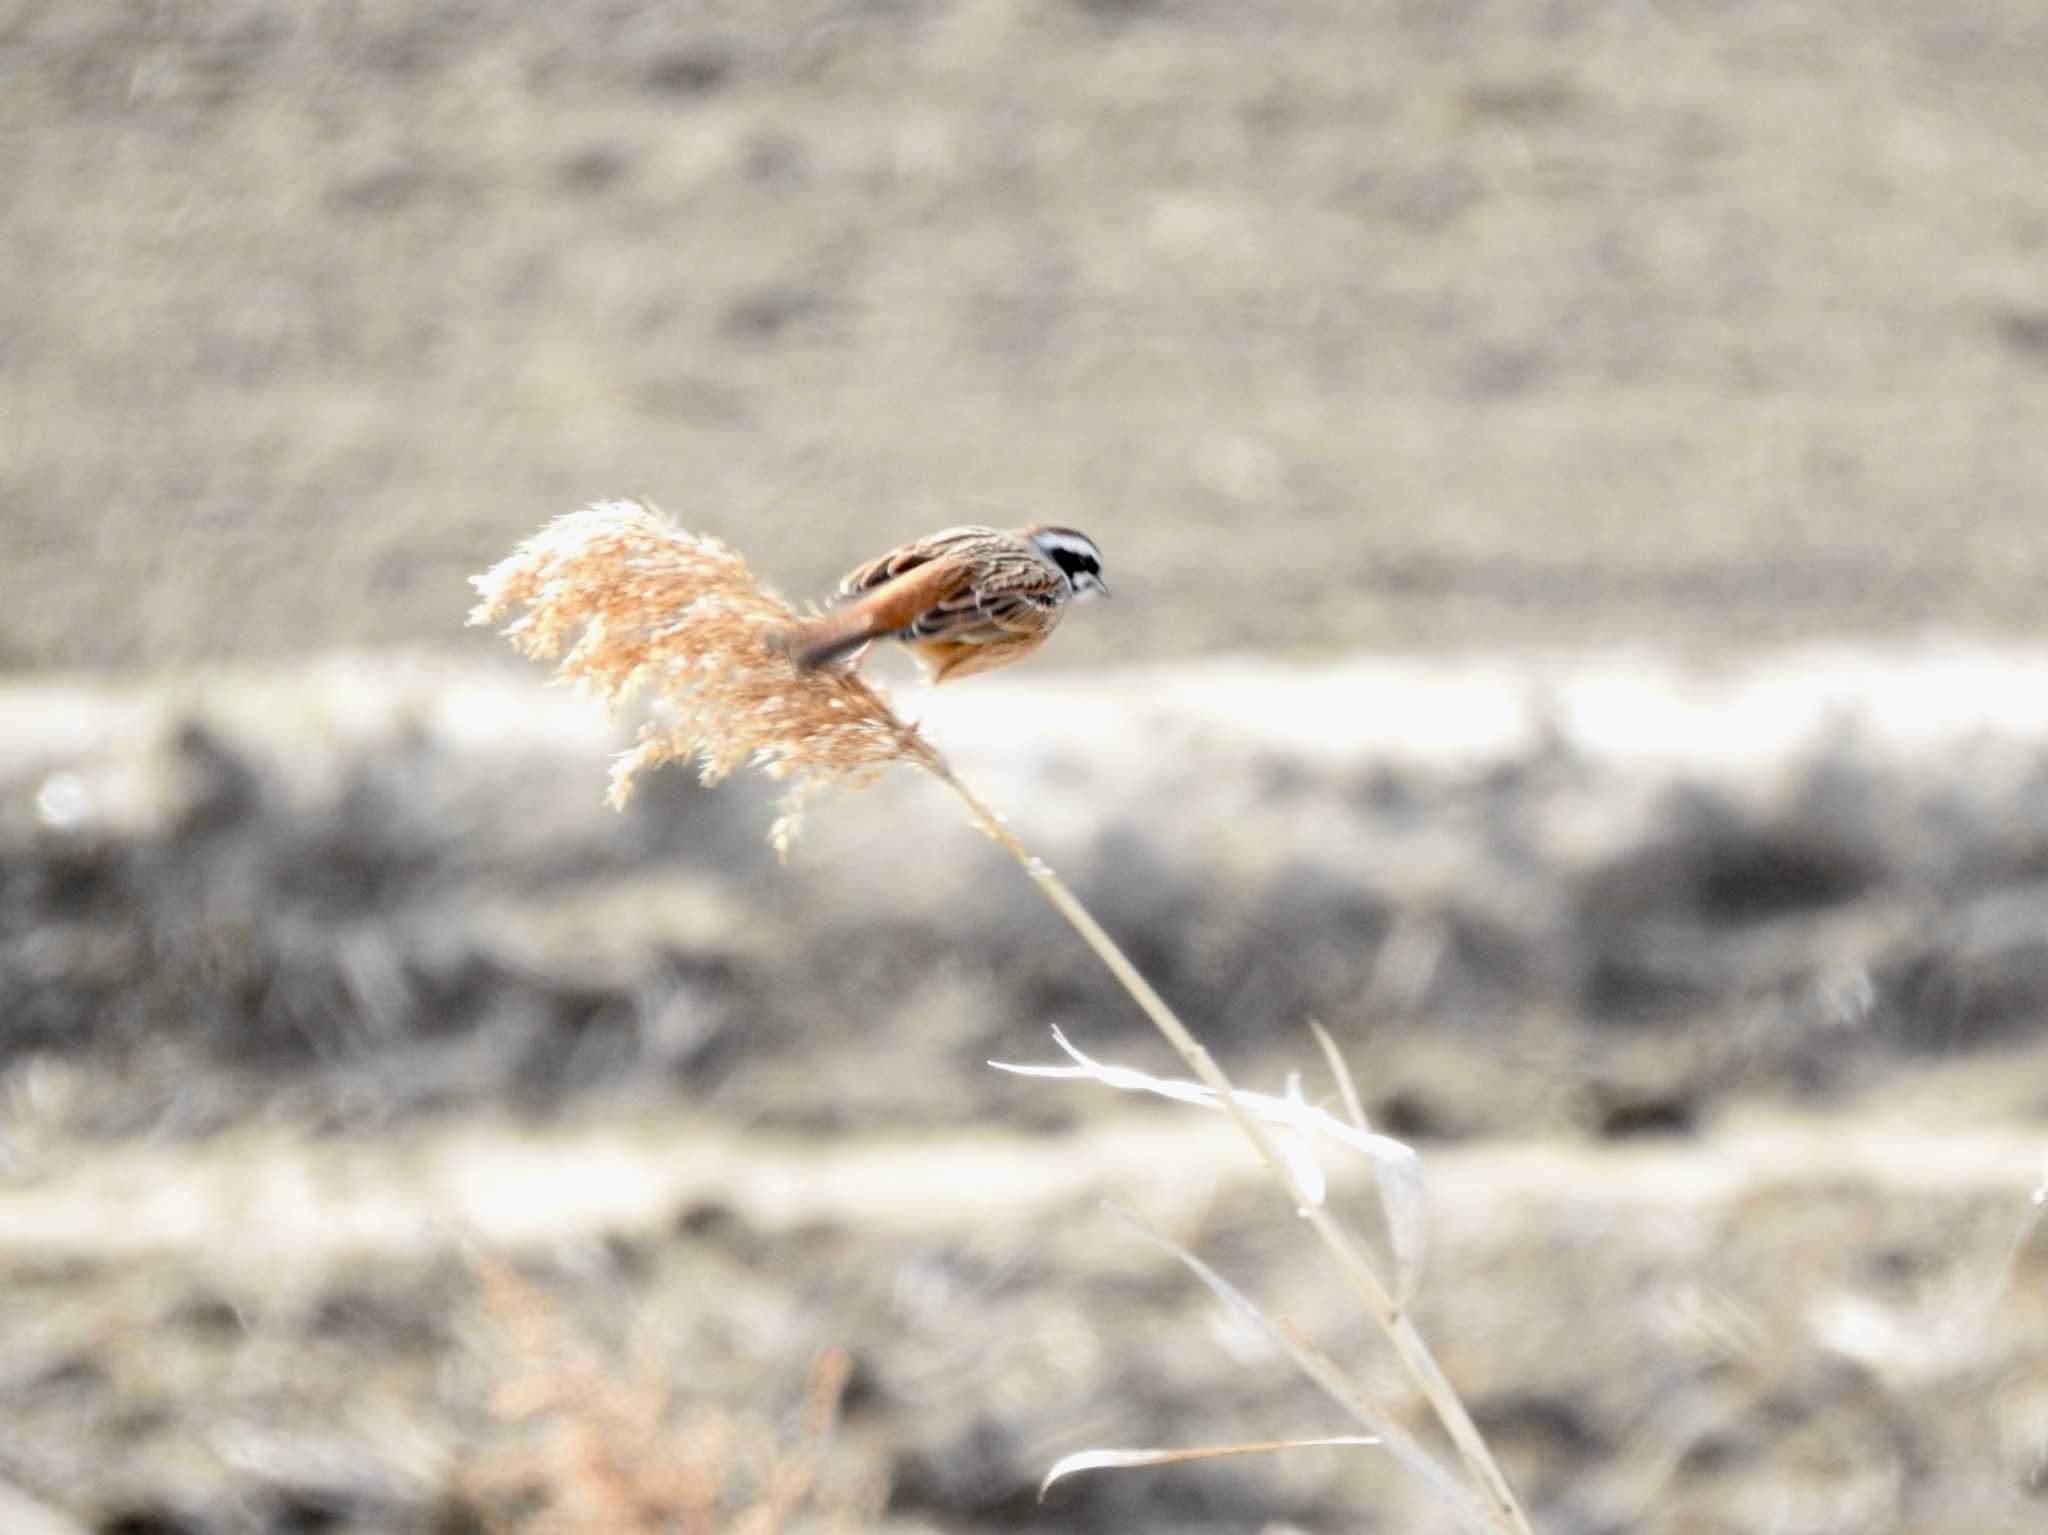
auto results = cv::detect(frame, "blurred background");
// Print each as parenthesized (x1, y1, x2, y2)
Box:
(3, 1, 2047, 1532)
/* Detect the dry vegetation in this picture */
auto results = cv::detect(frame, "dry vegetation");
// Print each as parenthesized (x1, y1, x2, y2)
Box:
(468, 504, 947, 854)
(461, 1252, 882, 1535)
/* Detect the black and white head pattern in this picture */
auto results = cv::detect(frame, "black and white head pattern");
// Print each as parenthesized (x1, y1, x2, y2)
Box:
(1027, 527, 1109, 599)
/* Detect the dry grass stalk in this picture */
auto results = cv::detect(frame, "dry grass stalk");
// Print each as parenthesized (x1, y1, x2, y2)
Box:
(464, 1250, 874, 1535)
(470, 502, 1535, 1534)
(468, 502, 945, 853)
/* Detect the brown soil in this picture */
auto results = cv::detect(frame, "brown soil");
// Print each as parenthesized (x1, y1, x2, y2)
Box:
(4, 0, 2048, 671)
(3, 655, 2048, 1532)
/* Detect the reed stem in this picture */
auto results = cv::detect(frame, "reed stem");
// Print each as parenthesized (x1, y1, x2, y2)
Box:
(926, 761, 1535, 1535)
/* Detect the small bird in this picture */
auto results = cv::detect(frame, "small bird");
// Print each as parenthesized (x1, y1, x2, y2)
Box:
(783, 524, 1109, 682)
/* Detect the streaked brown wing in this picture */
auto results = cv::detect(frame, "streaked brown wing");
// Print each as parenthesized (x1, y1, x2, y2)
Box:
(904, 568, 1064, 642)
(838, 556, 982, 637)
(835, 526, 1003, 600)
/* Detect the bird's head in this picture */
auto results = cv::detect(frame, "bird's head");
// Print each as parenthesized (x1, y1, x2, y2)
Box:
(1026, 526, 1110, 599)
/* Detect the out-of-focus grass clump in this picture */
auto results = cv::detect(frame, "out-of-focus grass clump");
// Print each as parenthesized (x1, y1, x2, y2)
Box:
(462, 1252, 884, 1534)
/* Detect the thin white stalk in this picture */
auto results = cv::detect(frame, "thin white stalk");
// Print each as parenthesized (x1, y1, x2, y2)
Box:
(1310, 1018, 1372, 1136)
(930, 763, 1535, 1535)
(1106, 1206, 1498, 1535)
(1040, 1438, 1381, 1502)
(1310, 1017, 1424, 1307)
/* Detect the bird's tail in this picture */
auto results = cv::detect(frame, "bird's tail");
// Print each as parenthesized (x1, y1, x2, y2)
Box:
(778, 604, 882, 671)
(777, 560, 963, 671)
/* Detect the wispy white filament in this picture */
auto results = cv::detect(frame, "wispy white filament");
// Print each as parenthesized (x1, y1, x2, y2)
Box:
(991, 1025, 1426, 1295)
(1039, 1437, 1380, 1501)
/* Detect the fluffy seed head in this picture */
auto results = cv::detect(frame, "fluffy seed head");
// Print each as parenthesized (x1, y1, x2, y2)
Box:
(468, 501, 942, 854)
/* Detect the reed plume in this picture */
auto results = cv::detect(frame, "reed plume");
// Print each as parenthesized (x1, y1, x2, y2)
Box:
(468, 501, 945, 854)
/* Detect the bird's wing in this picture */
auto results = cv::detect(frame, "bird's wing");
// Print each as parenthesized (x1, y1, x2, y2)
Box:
(835, 526, 1003, 600)
(838, 556, 984, 637)
(905, 559, 1066, 642)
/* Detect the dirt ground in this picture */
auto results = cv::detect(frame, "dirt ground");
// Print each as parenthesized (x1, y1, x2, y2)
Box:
(4, 0, 2048, 670)
(4, 652, 2048, 1533)
(4, 1, 2048, 1533)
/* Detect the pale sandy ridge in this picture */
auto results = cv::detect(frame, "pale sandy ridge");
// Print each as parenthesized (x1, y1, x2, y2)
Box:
(14, 640, 2048, 798)
(1, 1107, 2037, 1264)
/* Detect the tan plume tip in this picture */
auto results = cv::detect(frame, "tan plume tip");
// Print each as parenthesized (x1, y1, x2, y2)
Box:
(468, 501, 941, 853)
